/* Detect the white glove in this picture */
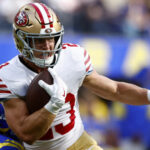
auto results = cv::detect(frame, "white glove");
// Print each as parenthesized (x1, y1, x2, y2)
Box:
(38, 68, 67, 115)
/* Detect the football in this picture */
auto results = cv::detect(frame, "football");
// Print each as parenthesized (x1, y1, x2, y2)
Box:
(26, 70, 53, 114)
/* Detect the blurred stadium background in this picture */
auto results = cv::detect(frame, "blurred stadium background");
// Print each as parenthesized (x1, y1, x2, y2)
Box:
(1, 0, 150, 149)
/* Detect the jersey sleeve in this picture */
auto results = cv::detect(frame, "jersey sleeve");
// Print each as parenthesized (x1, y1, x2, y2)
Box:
(83, 49, 93, 75)
(0, 78, 17, 101)
(63, 43, 93, 76)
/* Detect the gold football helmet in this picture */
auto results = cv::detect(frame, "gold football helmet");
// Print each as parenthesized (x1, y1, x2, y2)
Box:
(13, 3, 64, 68)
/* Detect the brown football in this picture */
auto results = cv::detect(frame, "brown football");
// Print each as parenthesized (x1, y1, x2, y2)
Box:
(26, 70, 53, 114)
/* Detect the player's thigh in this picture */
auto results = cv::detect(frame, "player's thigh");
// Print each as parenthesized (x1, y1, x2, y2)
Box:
(0, 134, 24, 150)
(67, 131, 103, 150)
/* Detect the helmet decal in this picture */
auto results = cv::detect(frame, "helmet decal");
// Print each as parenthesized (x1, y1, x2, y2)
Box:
(45, 28, 52, 33)
(30, 3, 53, 29)
(15, 11, 29, 27)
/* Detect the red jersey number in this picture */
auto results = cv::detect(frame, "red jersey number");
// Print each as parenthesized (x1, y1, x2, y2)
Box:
(55, 93, 76, 134)
(40, 93, 76, 140)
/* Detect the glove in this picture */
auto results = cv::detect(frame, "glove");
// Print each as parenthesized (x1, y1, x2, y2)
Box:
(38, 68, 67, 115)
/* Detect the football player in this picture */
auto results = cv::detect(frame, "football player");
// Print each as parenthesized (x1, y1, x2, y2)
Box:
(0, 2, 150, 150)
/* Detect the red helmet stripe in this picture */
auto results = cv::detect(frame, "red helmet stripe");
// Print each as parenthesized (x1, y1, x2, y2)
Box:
(30, 3, 45, 28)
(40, 3, 53, 28)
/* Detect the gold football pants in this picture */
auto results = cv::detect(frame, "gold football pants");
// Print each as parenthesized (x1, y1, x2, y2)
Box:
(67, 131, 103, 150)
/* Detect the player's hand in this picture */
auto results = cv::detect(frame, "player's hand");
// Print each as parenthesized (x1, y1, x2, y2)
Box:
(38, 68, 67, 115)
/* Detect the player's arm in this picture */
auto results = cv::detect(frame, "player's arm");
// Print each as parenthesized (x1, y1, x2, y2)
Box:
(3, 98, 56, 145)
(83, 70, 149, 105)
(3, 69, 67, 145)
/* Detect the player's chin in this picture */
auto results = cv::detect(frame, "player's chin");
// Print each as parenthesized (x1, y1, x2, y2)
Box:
(36, 53, 54, 59)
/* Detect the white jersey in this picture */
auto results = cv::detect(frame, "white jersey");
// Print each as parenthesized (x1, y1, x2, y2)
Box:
(0, 43, 93, 150)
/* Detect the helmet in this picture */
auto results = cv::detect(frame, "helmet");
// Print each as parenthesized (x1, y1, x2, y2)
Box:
(13, 3, 64, 68)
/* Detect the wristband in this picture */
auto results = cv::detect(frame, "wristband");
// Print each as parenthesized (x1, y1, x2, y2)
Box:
(44, 100, 61, 115)
(147, 90, 150, 102)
